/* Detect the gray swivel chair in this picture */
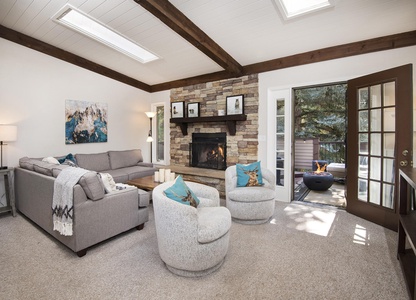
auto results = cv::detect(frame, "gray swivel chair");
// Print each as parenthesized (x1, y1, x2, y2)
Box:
(225, 165, 276, 224)
(152, 180, 231, 277)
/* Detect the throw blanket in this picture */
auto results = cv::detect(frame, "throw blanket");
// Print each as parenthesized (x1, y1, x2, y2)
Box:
(52, 167, 89, 236)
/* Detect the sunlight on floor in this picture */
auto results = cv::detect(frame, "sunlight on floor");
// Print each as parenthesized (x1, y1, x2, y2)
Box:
(280, 204, 336, 237)
(353, 224, 370, 246)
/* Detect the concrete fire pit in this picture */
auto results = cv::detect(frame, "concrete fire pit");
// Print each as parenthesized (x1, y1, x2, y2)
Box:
(303, 171, 334, 191)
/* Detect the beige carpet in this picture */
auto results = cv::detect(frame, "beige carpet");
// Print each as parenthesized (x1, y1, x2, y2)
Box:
(303, 182, 346, 208)
(0, 201, 406, 300)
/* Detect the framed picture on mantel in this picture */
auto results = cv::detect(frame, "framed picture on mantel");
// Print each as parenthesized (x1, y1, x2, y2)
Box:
(171, 101, 184, 118)
(187, 102, 200, 118)
(226, 95, 244, 115)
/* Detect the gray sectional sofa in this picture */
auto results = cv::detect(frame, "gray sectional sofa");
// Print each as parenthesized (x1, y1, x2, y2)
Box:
(15, 149, 157, 257)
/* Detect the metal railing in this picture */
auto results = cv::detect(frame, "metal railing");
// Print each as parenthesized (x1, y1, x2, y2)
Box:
(319, 141, 346, 164)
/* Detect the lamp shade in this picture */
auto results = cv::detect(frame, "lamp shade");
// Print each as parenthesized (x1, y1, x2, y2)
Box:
(145, 111, 156, 118)
(0, 125, 17, 142)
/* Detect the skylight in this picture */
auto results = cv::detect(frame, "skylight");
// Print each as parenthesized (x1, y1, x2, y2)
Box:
(275, 0, 333, 20)
(53, 5, 159, 64)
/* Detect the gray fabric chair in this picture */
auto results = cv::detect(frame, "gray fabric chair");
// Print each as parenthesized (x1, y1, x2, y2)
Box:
(225, 165, 276, 224)
(152, 180, 231, 277)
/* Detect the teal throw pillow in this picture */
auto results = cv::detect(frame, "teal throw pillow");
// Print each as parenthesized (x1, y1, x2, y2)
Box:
(164, 176, 200, 208)
(236, 161, 264, 187)
(58, 153, 77, 165)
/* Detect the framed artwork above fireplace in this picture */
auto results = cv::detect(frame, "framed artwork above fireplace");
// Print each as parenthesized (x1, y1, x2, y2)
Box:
(171, 101, 184, 118)
(187, 102, 200, 118)
(226, 95, 244, 115)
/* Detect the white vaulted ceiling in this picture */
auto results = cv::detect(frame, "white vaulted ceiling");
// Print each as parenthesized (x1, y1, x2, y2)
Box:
(0, 0, 415, 91)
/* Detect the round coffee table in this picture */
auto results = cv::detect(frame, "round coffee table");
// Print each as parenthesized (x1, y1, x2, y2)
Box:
(303, 171, 334, 191)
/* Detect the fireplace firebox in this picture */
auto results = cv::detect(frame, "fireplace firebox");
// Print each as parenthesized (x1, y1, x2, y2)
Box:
(190, 133, 226, 170)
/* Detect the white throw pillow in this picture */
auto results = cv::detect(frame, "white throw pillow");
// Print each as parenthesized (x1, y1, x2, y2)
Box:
(42, 156, 60, 165)
(99, 173, 116, 193)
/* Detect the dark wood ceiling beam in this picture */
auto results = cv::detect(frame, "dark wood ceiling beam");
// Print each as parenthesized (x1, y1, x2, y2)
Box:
(0, 25, 151, 92)
(134, 0, 243, 77)
(151, 70, 233, 92)
(152, 30, 416, 92)
(243, 30, 416, 75)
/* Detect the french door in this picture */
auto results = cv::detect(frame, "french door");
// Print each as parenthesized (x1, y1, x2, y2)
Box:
(346, 64, 413, 231)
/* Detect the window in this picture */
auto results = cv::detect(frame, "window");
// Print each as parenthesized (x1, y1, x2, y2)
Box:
(274, 0, 333, 20)
(155, 105, 165, 162)
(53, 5, 159, 63)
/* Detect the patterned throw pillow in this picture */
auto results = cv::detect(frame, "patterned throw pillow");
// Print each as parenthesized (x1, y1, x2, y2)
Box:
(236, 161, 264, 187)
(164, 176, 200, 208)
(99, 173, 117, 193)
(58, 153, 77, 165)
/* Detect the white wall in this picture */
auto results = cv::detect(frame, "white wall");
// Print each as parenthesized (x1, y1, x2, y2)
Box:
(259, 46, 416, 170)
(0, 38, 153, 167)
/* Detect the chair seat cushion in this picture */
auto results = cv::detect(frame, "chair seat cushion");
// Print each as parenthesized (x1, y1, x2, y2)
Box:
(228, 186, 275, 202)
(197, 206, 231, 244)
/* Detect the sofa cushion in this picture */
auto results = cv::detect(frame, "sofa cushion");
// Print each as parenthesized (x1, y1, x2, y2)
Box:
(236, 161, 264, 187)
(104, 169, 129, 183)
(108, 149, 143, 170)
(124, 166, 156, 180)
(164, 176, 200, 208)
(32, 161, 56, 176)
(75, 152, 110, 172)
(78, 172, 105, 201)
(52, 165, 70, 178)
(19, 157, 36, 170)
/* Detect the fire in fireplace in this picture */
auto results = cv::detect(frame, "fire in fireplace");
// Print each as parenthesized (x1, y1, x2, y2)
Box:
(190, 133, 226, 170)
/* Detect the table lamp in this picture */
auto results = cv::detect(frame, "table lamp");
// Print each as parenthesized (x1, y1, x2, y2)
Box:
(0, 125, 17, 169)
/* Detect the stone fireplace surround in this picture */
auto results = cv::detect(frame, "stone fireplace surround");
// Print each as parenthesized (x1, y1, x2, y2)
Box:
(168, 74, 259, 197)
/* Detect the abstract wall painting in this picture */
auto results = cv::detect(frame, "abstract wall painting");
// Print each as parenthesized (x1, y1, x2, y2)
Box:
(65, 99, 108, 144)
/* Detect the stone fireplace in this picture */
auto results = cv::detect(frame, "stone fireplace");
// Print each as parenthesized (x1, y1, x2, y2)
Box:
(168, 74, 259, 197)
(190, 133, 226, 170)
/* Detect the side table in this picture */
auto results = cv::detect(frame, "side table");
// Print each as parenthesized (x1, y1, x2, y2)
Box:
(0, 168, 16, 217)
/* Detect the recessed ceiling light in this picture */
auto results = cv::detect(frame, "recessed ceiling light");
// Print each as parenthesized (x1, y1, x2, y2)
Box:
(275, 0, 334, 20)
(53, 5, 159, 64)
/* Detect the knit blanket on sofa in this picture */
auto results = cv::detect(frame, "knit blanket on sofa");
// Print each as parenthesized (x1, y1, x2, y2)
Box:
(52, 167, 89, 236)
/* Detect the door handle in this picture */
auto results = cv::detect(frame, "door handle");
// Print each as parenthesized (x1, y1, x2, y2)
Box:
(400, 160, 408, 167)
(403, 150, 409, 156)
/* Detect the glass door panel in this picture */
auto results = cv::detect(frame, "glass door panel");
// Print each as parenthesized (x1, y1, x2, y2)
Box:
(370, 85, 381, 107)
(383, 82, 395, 106)
(370, 133, 381, 156)
(384, 107, 395, 131)
(276, 99, 285, 186)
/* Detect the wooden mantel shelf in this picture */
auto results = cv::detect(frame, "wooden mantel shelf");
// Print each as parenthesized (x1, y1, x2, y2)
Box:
(170, 115, 247, 135)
